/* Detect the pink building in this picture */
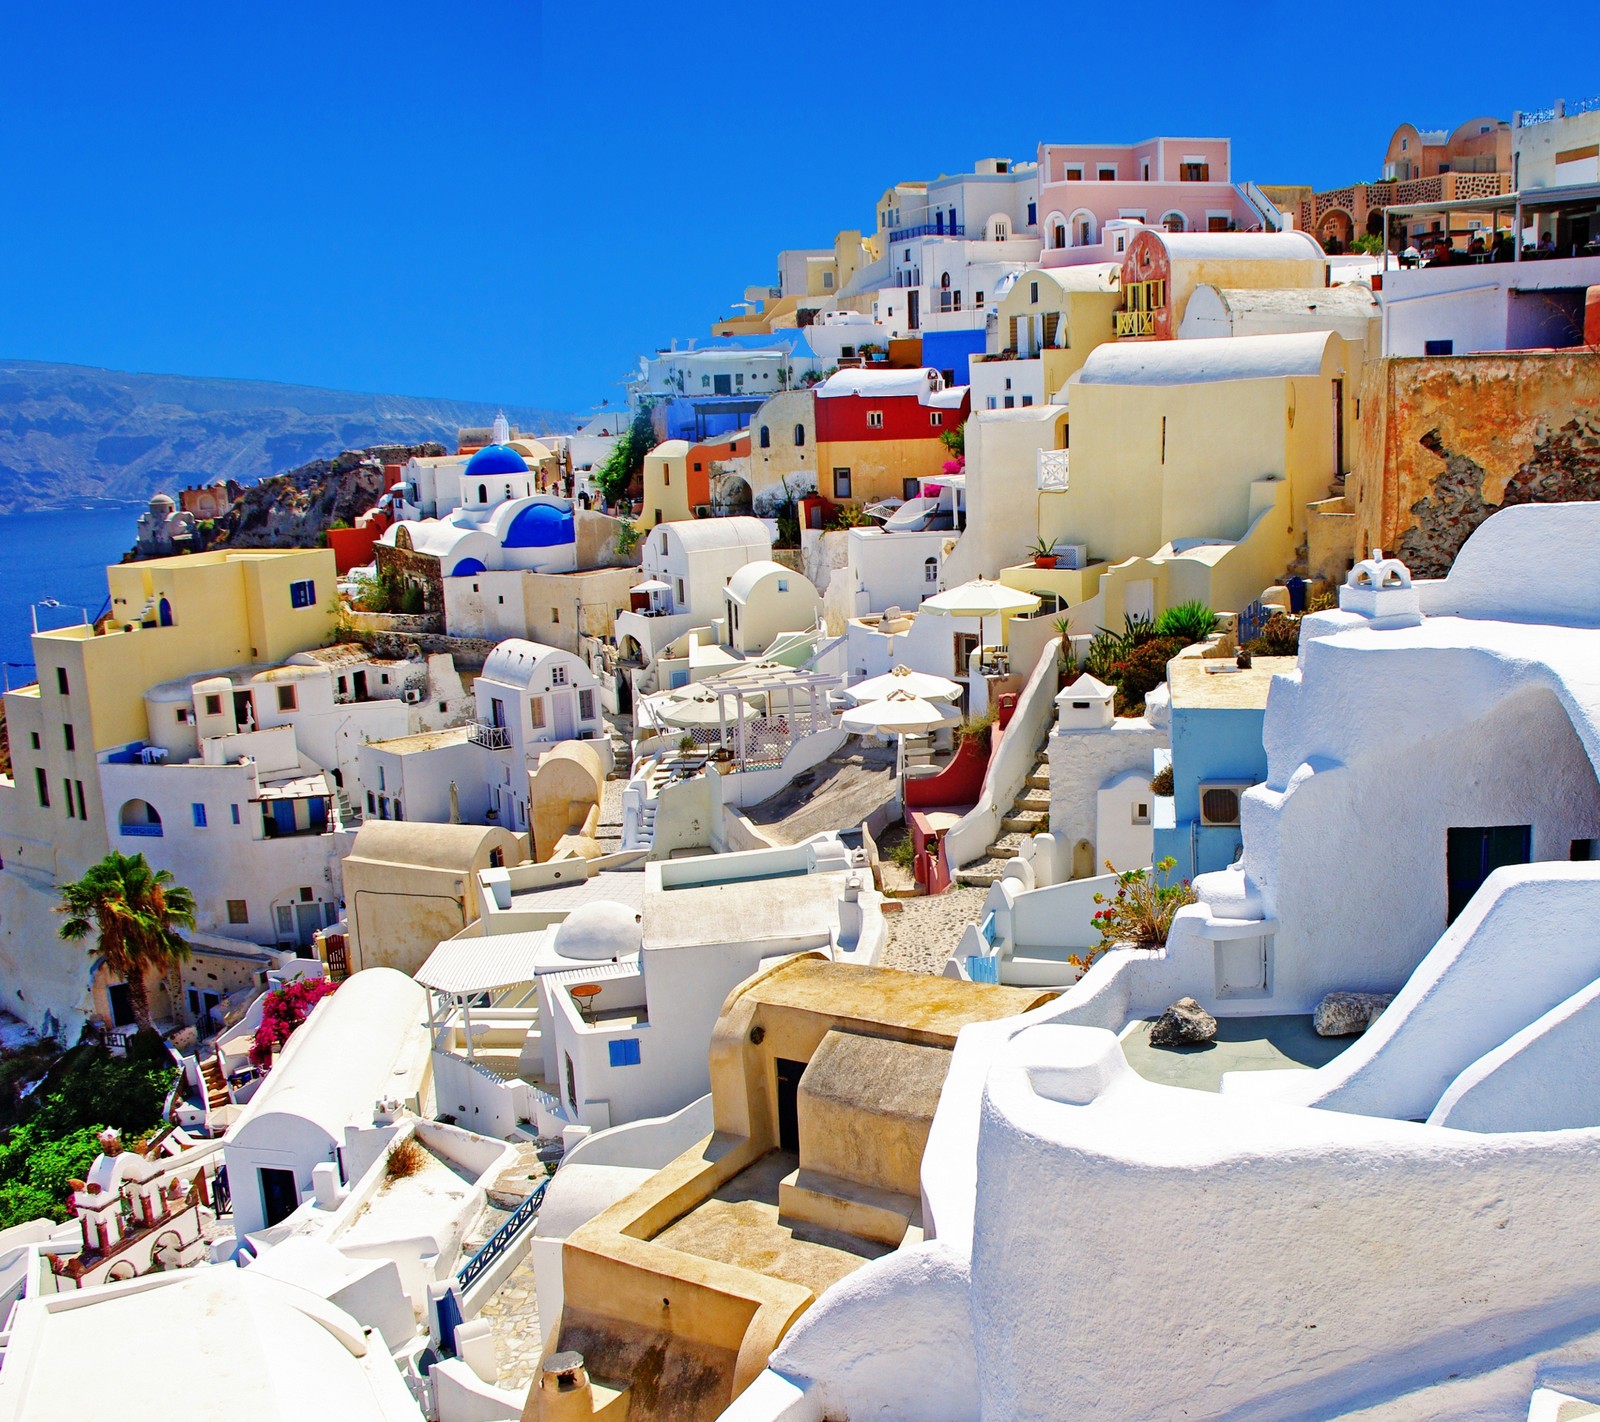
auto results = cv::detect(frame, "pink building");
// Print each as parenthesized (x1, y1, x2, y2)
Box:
(1035, 137, 1269, 267)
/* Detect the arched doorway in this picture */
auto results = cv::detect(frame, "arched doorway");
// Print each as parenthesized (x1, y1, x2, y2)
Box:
(713, 474, 753, 516)
(1318, 209, 1354, 253)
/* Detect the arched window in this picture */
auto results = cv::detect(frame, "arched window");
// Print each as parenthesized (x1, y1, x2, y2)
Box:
(940, 272, 951, 289)
(924, 556, 938, 585)
(1053, 223, 1066, 249)
(119, 800, 162, 838)
(794, 424, 806, 447)
(1161, 211, 1187, 233)
(477, 484, 488, 504)
(157, 597, 173, 628)
(759, 426, 771, 449)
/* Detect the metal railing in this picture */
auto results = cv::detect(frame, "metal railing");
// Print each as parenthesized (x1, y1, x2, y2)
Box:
(456, 1178, 548, 1292)
(1115, 310, 1155, 337)
(468, 723, 512, 751)
(888, 222, 965, 241)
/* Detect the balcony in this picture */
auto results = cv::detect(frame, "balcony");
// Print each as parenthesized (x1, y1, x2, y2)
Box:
(470, 723, 512, 751)
(1115, 310, 1156, 337)
(1037, 449, 1070, 492)
(888, 222, 965, 242)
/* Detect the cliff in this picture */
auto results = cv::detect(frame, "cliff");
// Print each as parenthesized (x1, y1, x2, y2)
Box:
(0, 358, 576, 514)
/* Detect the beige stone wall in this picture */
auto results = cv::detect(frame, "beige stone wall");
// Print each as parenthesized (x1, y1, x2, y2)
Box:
(797, 1030, 950, 1198)
(1351, 352, 1600, 576)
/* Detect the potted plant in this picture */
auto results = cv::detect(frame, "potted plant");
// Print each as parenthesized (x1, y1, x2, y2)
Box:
(1029, 537, 1058, 569)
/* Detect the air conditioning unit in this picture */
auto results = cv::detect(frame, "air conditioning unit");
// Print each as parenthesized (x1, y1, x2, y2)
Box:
(1198, 781, 1252, 828)
(1052, 543, 1089, 570)
(403, 688, 423, 705)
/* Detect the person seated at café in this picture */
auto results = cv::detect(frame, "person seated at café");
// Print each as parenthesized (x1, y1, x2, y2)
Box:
(1537, 232, 1557, 255)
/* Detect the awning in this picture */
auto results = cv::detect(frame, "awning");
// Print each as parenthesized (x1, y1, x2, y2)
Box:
(415, 930, 548, 994)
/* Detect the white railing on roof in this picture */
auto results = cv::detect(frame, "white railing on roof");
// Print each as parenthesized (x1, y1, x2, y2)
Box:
(1037, 448, 1069, 492)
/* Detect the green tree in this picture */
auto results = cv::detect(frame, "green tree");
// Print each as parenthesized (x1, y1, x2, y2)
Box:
(56, 852, 197, 1034)
(940, 421, 966, 458)
(595, 407, 656, 505)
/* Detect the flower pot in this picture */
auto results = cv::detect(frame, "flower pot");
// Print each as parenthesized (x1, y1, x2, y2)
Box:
(1034, 556, 1055, 568)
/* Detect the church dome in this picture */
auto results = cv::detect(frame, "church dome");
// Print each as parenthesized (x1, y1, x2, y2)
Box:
(504, 502, 574, 549)
(551, 901, 642, 962)
(465, 444, 531, 477)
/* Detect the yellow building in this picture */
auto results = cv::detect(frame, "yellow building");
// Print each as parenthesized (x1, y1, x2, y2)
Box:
(970, 264, 1122, 412)
(0, 548, 338, 1037)
(1115, 228, 1327, 340)
(1000, 331, 1355, 634)
(341, 820, 526, 977)
(638, 441, 693, 530)
(548, 954, 1050, 1422)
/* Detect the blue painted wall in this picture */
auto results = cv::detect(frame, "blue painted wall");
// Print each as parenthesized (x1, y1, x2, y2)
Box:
(1152, 703, 1269, 882)
(920, 329, 987, 386)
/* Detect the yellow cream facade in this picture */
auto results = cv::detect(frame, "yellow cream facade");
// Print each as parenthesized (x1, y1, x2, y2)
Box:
(546, 955, 1050, 1422)
(998, 331, 1356, 634)
(0, 548, 339, 1038)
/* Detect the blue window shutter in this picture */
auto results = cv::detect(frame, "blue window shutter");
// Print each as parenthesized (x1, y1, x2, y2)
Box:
(192, 803, 206, 828)
(608, 1038, 641, 1067)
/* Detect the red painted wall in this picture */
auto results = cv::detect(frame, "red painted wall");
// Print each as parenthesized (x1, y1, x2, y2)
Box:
(814, 389, 970, 444)
(328, 523, 384, 574)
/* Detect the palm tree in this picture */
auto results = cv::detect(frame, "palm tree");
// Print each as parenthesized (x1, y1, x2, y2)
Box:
(57, 851, 197, 1035)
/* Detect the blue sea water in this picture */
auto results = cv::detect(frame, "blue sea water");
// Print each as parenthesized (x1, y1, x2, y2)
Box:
(0, 505, 143, 685)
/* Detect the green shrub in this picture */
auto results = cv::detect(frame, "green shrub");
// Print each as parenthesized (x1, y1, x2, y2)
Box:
(1068, 857, 1197, 974)
(1244, 612, 1303, 656)
(1154, 601, 1218, 646)
(1150, 763, 1174, 796)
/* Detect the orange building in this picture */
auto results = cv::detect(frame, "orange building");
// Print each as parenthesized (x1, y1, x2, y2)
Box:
(814, 367, 968, 507)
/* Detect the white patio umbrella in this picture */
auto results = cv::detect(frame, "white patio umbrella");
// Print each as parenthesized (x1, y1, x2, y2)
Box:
(630, 578, 671, 594)
(847, 664, 962, 704)
(653, 685, 763, 730)
(839, 690, 959, 801)
(919, 578, 1041, 656)
(838, 690, 957, 737)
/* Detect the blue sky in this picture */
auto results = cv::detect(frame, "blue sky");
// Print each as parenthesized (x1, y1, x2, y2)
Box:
(0, 2, 1593, 416)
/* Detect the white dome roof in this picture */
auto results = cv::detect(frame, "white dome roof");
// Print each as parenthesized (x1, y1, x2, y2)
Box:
(551, 901, 642, 962)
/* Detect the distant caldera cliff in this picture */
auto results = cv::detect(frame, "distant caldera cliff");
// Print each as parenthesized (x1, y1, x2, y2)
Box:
(0, 358, 578, 514)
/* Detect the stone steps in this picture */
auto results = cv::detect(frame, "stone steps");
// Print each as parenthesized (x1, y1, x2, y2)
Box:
(1025, 771, 1050, 791)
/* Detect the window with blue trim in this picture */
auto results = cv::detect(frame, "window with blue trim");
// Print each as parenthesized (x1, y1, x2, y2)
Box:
(608, 1038, 641, 1067)
(192, 803, 207, 828)
(289, 579, 317, 609)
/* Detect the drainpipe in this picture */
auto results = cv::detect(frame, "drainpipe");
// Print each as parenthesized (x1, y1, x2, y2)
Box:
(1190, 817, 1200, 882)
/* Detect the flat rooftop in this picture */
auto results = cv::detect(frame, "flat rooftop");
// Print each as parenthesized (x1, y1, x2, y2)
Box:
(650, 1150, 889, 1296)
(1120, 1014, 1351, 1093)
(642, 870, 849, 953)
(1167, 655, 1297, 711)
(746, 958, 1055, 1039)
(507, 869, 646, 916)
(365, 725, 472, 755)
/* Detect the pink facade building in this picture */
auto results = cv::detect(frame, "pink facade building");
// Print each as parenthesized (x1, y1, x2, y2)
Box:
(1035, 137, 1270, 267)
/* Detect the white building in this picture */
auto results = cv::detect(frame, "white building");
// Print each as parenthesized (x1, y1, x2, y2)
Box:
(725, 560, 822, 656)
(469, 639, 606, 832)
(537, 840, 882, 1132)
(614, 516, 773, 672)
(1380, 252, 1600, 355)
(223, 967, 431, 1237)
(727, 503, 1600, 1422)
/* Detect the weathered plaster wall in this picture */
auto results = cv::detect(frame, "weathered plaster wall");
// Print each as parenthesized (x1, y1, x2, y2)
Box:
(1352, 352, 1600, 575)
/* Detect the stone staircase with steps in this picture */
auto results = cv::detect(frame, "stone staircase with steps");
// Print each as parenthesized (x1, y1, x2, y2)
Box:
(199, 1056, 229, 1118)
(955, 758, 1051, 888)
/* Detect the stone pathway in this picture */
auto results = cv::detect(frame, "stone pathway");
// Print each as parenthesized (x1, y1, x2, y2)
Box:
(880, 887, 990, 976)
(473, 1249, 543, 1391)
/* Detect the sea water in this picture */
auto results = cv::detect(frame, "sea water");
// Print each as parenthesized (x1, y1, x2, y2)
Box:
(0, 505, 142, 683)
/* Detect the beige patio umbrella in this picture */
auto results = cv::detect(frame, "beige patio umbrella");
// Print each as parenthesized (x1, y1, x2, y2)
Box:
(840, 689, 960, 795)
(847, 664, 963, 704)
(654, 685, 763, 730)
(919, 578, 1041, 655)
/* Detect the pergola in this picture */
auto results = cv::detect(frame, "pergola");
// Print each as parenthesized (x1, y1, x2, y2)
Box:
(1381, 183, 1600, 261)
(684, 663, 843, 771)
